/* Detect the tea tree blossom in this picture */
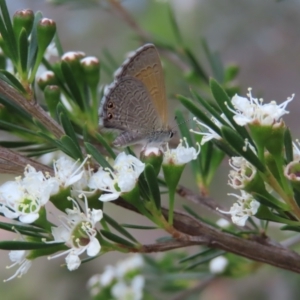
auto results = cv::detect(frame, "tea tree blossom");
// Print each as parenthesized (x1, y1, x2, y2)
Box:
(163, 138, 200, 165)
(88, 152, 145, 202)
(229, 88, 294, 126)
(218, 191, 260, 226)
(51, 155, 90, 191)
(228, 156, 257, 189)
(47, 195, 102, 271)
(4, 250, 32, 282)
(111, 275, 145, 300)
(87, 255, 145, 300)
(0, 166, 56, 223)
(209, 256, 228, 274)
(190, 116, 223, 145)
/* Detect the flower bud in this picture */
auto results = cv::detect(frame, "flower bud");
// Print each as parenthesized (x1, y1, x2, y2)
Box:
(13, 9, 34, 38)
(284, 161, 300, 193)
(37, 18, 56, 53)
(140, 147, 163, 177)
(44, 85, 60, 117)
(37, 70, 57, 90)
(80, 56, 100, 89)
(61, 51, 86, 83)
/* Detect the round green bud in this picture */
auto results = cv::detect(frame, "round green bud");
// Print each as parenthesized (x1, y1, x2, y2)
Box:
(37, 18, 56, 52)
(13, 9, 34, 38)
(37, 70, 57, 90)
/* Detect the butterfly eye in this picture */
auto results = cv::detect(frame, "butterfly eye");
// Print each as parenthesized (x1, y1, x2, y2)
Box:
(107, 113, 113, 120)
(169, 132, 174, 138)
(107, 102, 114, 108)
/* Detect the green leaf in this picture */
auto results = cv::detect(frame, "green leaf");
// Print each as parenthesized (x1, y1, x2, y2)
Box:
(167, 4, 183, 44)
(57, 103, 82, 159)
(221, 126, 265, 172)
(0, 0, 18, 62)
(0, 221, 46, 238)
(95, 132, 116, 159)
(178, 95, 222, 136)
(18, 27, 28, 75)
(256, 205, 299, 225)
(59, 135, 83, 160)
(284, 128, 293, 164)
(185, 251, 226, 270)
(281, 225, 300, 232)
(0, 119, 38, 136)
(183, 46, 208, 83)
(85, 142, 112, 170)
(100, 230, 135, 247)
(0, 140, 36, 148)
(202, 39, 224, 83)
(0, 70, 26, 94)
(53, 32, 64, 56)
(190, 90, 228, 127)
(28, 12, 43, 69)
(0, 240, 64, 250)
(144, 164, 161, 210)
(61, 61, 85, 110)
(210, 78, 252, 142)
(121, 224, 157, 230)
(179, 248, 223, 263)
(103, 213, 138, 243)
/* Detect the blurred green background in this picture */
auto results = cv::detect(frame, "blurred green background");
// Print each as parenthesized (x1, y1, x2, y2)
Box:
(1, 0, 300, 299)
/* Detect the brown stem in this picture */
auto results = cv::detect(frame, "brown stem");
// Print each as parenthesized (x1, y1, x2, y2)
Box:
(0, 80, 64, 139)
(0, 146, 53, 174)
(114, 199, 300, 274)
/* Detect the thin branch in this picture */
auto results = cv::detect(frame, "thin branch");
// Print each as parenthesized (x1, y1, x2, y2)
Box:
(0, 80, 64, 139)
(0, 146, 53, 174)
(114, 199, 300, 274)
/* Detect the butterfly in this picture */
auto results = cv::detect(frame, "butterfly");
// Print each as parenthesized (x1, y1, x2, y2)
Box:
(99, 43, 174, 147)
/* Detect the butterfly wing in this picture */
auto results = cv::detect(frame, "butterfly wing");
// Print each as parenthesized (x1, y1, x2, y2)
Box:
(99, 77, 162, 146)
(114, 43, 168, 128)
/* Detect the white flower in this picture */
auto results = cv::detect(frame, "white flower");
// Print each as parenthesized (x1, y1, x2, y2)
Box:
(115, 255, 144, 278)
(0, 166, 57, 223)
(4, 250, 32, 282)
(228, 156, 256, 189)
(209, 256, 228, 274)
(216, 218, 231, 228)
(52, 155, 90, 191)
(47, 194, 102, 271)
(88, 152, 145, 202)
(99, 265, 116, 286)
(229, 88, 294, 126)
(111, 275, 145, 300)
(163, 138, 200, 165)
(191, 116, 223, 145)
(217, 191, 260, 226)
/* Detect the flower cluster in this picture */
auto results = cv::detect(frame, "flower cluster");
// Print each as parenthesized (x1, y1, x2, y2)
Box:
(191, 88, 295, 227)
(47, 194, 102, 271)
(88, 152, 145, 201)
(87, 255, 145, 300)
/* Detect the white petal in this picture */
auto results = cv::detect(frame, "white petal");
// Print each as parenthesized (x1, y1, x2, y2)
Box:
(0, 206, 19, 219)
(90, 209, 103, 223)
(19, 213, 39, 224)
(99, 193, 120, 202)
(66, 252, 81, 271)
(8, 250, 26, 263)
(87, 238, 101, 256)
